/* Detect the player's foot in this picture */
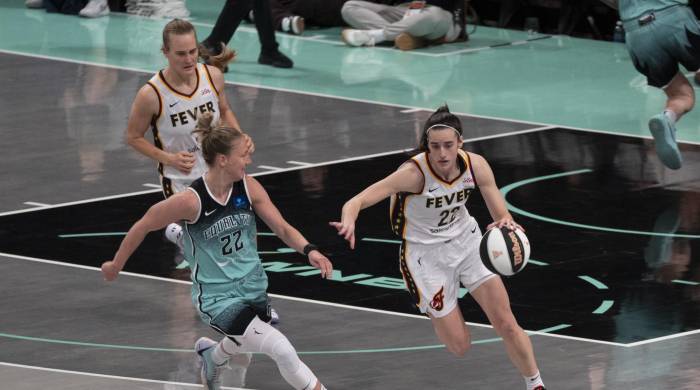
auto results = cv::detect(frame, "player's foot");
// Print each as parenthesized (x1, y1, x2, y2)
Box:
(196, 337, 225, 390)
(341, 29, 375, 47)
(648, 114, 682, 170)
(165, 223, 183, 245)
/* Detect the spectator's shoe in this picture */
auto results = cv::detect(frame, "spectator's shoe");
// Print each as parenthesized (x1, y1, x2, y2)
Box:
(281, 15, 305, 35)
(25, 0, 44, 8)
(258, 50, 293, 68)
(246, 9, 255, 23)
(341, 29, 375, 47)
(648, 114, 682, 170)
(395, 32, 428, 50)
(79, 0, 109, 17)
(196, 337, 225, 390)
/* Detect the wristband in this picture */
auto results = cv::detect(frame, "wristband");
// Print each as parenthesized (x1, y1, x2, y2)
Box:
(302, 244, 319, 256)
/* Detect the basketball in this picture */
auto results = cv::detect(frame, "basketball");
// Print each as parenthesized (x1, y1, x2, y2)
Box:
(479, 227, 530, 276)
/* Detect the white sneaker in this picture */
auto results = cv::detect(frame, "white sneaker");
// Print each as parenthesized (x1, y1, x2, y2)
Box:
(79, 0, 109, 18)
(270, 307, 280, 324)
(165, 223, 183, 245)
(281, 15, 304, 35)
(341, 29, 375, 47)
(25, 0, 44, 8)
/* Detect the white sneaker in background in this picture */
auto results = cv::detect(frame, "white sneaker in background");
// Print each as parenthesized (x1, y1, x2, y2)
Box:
(281, 15, 305, 35)
(341, 29, 375, 47)
(79, 0, 110, 18)
(165, 223, 183, 245)
(270, 307, 280, 324)
(25, 0, 44, 8)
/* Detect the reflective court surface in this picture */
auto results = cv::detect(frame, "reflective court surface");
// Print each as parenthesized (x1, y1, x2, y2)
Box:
(2, 0, 700, 388)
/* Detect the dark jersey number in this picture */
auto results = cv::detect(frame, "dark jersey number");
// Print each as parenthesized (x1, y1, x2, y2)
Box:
(438, 206, 461, 227)
(220, 230, 244, 255)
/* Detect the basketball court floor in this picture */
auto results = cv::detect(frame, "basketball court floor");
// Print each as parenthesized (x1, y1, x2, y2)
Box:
(1, 1, 700, 389)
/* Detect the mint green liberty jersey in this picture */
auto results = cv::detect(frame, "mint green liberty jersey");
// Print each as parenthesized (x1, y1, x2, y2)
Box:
(619, 0, 688, 21)
(184, 177, 261, 285)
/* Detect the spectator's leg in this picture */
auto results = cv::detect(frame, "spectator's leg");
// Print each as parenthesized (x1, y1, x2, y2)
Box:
(341, 0, 403, 30)
(254, 0, 294, 68)
(204, 0, 253, 47)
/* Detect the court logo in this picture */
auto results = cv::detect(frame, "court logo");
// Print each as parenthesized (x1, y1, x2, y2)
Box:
(430, 286, 445, 311)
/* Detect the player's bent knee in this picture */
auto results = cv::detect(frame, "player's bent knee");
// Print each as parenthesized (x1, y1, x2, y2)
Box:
(492, 319, 521, 338)
(238, 317, 318, 390)
(445, 338, 471, 357)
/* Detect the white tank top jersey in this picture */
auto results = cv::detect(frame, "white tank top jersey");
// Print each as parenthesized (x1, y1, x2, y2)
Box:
(391, 150, 478, 244)
(146, 63, 221, 183)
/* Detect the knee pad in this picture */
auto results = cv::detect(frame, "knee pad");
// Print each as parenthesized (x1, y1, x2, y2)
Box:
(236, 316, 318, 389)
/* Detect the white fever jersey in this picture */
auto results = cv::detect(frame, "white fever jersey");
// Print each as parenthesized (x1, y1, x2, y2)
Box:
(146, 63, 221, 185)
(391, 150, 477, 244)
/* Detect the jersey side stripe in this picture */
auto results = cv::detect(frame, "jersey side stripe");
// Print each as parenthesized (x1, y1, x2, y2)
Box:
(146, 81, 163, 120)
(202, 64, 220, 97)
(399, 241, 422, 308)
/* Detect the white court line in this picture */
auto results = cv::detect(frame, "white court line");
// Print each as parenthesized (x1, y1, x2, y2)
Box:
(400, 108, 424, 113)
(23, 201, 51, 207)
(0, 126, 550, 217)
(142, 183, 161, 189)
(0, 188, 161, 217)
(0, 251, 628, 347)
(257, 165, 284, 171)
(624, 328, 700, 347)
(0, 362, 250, 390)
(4, 47, 699, 146)
(286, 161, 312, 166)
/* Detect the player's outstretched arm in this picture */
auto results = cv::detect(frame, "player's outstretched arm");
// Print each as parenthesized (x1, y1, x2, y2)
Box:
(101, 192, 198, 281)
(330, 162, 423, 249)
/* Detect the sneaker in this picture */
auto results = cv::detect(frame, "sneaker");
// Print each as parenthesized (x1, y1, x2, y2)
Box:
(258, 50, 293, 68)
(648, 113, 682, 170)
(79, 0, 109, 18)
(281, 15, 305, 35)
(270, 307, 280, 324)
(195, 337, 225, 390)
(395, 32, 428, 50)
(165, 223, 183, 245)
(25, 0, 44, 8)
(341, 29, 375, 47)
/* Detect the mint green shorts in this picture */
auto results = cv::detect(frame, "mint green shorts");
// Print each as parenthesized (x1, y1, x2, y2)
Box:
(623, 5, 700, 87)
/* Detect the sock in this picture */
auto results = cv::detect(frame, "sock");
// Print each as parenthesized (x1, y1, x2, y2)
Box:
(367, 29, 386, 43)
(664, 109, 678, 124)
(524, 370, 544, 390)
(212, 338, 239, 365)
